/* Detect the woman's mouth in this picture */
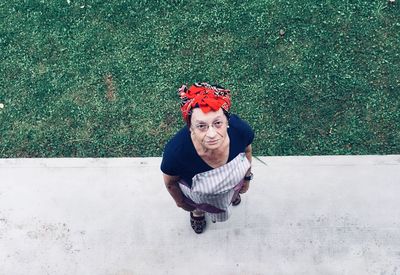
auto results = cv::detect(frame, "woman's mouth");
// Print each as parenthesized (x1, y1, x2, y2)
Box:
(207, 140, 219, 145)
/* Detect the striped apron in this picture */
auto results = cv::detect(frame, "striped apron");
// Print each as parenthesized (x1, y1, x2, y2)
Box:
(179, 152, 251, 222)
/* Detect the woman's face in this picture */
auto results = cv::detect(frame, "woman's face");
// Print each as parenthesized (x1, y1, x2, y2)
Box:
(190, 108, 229, 151)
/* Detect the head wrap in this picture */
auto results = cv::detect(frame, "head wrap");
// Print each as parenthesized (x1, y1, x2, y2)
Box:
(178, 82, 231, 124)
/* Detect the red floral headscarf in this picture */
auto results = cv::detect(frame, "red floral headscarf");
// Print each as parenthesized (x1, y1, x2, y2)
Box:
(178, 82, 231, 124)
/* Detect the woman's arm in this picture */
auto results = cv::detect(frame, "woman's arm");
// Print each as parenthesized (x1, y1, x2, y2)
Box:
(240, 144, 253, 194)
(163, 173, 195, 212)
(245, 144, 252, 168)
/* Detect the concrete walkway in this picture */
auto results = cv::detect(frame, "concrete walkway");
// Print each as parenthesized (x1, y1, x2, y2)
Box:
(1, 155, 400, 275)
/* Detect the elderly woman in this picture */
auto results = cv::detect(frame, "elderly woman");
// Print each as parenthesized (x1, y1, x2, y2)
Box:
(160, 83, 254, 234)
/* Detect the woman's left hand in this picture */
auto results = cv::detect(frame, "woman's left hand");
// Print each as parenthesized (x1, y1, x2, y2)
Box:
(239, 180, 250, 194)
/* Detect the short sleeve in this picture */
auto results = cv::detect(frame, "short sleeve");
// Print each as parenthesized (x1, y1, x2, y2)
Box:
(160, 142, 180, 176)
(230, 115, 254, 146)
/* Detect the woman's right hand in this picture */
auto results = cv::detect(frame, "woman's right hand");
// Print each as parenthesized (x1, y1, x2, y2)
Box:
(177, 201, 196, 212)
(163, 173, 196, 211)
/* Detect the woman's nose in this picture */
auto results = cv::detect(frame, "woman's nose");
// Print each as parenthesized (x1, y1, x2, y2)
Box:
(206, 125, 217, 137)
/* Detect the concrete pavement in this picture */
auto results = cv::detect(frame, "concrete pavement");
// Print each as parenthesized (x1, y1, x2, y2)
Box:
(1, 155, 400, 275)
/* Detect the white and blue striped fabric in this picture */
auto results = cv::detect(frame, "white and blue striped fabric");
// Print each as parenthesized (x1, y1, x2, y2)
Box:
(179, 152, 251, 222)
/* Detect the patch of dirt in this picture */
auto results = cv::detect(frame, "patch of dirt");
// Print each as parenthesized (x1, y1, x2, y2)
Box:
(105, 74, 116, 101)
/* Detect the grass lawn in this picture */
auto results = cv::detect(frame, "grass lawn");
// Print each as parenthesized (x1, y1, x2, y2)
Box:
(0, 0, 399, 157)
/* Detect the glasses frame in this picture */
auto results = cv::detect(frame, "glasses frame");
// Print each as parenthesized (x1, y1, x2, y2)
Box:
(193, 120, 227, 133)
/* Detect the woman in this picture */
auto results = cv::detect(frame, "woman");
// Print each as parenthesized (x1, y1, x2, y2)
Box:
(160, 82, 254, 234)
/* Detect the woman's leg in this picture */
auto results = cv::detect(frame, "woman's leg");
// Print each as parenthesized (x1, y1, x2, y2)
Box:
(191, 209, 205, 217)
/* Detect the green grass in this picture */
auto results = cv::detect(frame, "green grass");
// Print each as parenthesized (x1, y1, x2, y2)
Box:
(1, 0, 399, 157)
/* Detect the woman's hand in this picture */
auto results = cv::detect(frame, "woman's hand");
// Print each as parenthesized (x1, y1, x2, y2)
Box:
(177, 201, 196, 212)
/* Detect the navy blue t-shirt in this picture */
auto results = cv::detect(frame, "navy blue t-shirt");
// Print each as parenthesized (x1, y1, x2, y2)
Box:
(160, 114, 254, 187)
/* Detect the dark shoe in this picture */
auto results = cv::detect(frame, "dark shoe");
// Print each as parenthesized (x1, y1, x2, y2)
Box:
(190, 212, 206, 234)
(232, 194, 241, 206)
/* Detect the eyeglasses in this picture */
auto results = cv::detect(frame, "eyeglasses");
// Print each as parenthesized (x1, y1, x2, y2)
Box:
(194, 120, 226, 132)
